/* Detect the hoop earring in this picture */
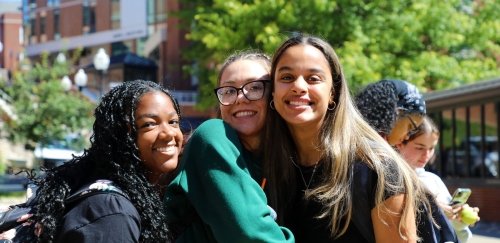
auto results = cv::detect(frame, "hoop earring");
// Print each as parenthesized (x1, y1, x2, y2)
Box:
(269, 100, 276, 110)
(327, 101, 336, 111)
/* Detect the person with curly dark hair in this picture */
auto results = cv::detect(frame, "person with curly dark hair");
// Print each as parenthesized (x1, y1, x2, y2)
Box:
(17, 80, 183, 242)
(355, 79, 426, 146)
(355, 80, 459, 242)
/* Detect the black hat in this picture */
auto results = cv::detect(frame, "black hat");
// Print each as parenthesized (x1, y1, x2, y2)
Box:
(387, 79, 426, 116)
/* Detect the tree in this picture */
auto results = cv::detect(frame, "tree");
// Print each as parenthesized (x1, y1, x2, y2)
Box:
(177, 0, 500, 109)
(0, 51, 95, 150)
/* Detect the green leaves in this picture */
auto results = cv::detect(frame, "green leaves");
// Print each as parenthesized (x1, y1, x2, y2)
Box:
(1, 51, 94, 150)
(179, 0, 500, 108)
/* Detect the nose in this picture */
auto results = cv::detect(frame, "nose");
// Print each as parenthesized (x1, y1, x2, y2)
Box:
(235, 89, 250, 104)
(158, 123, 177, 140)
(291, 76, 307, 94)
(423, 149, 433, 162)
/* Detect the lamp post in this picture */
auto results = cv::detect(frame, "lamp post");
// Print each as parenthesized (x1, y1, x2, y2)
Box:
(93, 48, 110, 98)
(61, 75, 72, 92)
(74, 69, 88, 92)
(56, 52, 66, 64)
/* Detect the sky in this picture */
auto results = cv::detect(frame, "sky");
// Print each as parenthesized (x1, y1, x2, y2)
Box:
(0, 0, 21, 14)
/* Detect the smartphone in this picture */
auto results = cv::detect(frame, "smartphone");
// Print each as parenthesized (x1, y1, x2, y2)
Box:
(450, 188, 471, 206)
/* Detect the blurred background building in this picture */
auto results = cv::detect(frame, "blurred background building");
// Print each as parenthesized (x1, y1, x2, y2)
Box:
(0, 0, 212, 176)
(20, 0, 212, 122)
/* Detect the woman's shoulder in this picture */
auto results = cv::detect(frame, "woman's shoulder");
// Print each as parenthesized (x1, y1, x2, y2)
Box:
(58, 193, 141, 242)
(190, 119, 238, 141)
(66, 191, 139, 219)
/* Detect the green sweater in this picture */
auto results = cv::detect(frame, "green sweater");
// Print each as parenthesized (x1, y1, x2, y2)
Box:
(165, 119, 294, 243)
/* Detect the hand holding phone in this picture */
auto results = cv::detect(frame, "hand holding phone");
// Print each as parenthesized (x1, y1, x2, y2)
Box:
(450, 188, 471, 206)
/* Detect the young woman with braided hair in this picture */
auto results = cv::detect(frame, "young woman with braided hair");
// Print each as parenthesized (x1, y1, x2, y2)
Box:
(19, 80, 183, 242)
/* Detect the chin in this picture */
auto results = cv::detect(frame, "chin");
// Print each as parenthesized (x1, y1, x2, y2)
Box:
(160, 160, 179, 174)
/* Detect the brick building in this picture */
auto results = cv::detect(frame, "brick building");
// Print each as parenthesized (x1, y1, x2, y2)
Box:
(0, 12, 23, 76)
(22, 0, 212, 125)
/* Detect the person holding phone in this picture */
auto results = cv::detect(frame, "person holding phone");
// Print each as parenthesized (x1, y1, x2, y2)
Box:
(396, 116, 480, 243)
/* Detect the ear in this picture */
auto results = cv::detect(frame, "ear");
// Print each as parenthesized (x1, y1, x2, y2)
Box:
(329, 89, 335, 104)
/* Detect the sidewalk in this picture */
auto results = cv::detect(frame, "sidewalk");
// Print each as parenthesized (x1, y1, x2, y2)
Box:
(469, 235, 500, 243)
(469, 221, 500, 243)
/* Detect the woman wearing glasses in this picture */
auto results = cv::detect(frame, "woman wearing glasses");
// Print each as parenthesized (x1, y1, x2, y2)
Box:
(165, 50, 294, 242)
(396, 116, 478, 243)
(356, 79, 459, 242)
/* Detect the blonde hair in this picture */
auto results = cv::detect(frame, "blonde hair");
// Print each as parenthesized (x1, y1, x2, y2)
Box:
(263, 34, 429, 239)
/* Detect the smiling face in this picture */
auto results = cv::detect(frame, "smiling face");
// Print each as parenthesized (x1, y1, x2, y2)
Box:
(219, 59, 270, 150)
(135, 92, 183, 180)
(273, 44, 333, 130)
(397, 132, 438, 169)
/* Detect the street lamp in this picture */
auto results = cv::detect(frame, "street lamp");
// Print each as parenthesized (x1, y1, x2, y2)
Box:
(93, 48, 110, 98)
(61, 75, 72, 92)
(74, 69, 88, 92)
(56, 52, 66, 64)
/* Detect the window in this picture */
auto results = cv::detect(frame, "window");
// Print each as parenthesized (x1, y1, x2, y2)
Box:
(40, 16, 46, 35)
(147, 0, 166, 25)
(30, 17, 35, 37)
(47, 0, 60, 8)
(53, 9, 60, 39)
(155, 0, 166, 22)
(83, 0, 96, 34)
(111, 0, 120, 30)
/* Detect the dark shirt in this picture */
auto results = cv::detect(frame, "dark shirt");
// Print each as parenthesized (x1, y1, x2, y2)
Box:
(285, 161, 378, 243)
(56, 193, 141, 243)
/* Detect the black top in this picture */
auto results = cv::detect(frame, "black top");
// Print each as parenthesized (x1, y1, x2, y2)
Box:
(284, 161, 379, 243)
(56, 192, 141, 243)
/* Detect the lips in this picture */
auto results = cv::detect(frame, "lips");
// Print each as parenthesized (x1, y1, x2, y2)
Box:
(234, 110, 256, 118)
(285, 98, 314, 106)
(153, 144, 178, 154)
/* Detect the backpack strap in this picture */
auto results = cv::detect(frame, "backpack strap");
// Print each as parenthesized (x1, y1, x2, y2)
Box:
(65, 179, 128, 205)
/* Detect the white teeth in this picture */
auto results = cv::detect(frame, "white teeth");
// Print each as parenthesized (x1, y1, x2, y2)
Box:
(235, 111, 256, 117)
(289, 101, 310, 106)
(155, 145, 176, 152)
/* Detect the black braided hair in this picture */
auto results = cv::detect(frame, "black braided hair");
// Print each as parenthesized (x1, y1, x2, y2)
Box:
(32, 80, 180, 242)
(355, 80, 398, 137)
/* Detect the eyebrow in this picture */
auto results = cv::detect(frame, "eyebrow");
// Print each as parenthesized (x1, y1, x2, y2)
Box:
(221, 75, 270, 85)
(412, 142, 430, 148)
(277, 66, 326, 75)
(136, 111, 178, 120)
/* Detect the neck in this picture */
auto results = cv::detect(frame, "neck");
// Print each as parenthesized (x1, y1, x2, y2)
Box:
(240, 135, 259, 152)
(148, 172, 161, 185)
(288, 123, 322, 166)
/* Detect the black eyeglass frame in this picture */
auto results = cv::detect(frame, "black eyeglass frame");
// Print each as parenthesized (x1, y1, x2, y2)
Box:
(213, 80, 270, 106)
(396, 107, 423, 138)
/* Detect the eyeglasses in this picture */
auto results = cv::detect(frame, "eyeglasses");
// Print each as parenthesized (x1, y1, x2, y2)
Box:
(214, 80, 269, 106)
(397, 107, 421, 139)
